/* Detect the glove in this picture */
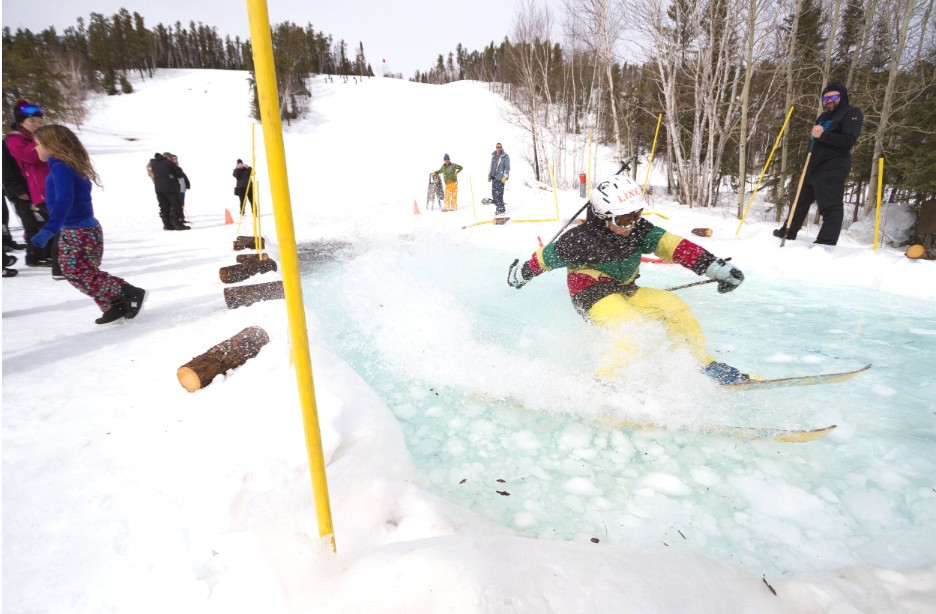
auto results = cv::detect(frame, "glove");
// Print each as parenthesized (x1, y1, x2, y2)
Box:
(704, 258, 744, 293)
(487, 177, 492, 182)
(507, 259, 530, 289)
(501, 177, 507, 183)
(31, 228, 54, 249)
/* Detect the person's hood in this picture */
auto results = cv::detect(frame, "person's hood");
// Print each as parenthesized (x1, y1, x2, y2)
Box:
(822, 81, 849, 109)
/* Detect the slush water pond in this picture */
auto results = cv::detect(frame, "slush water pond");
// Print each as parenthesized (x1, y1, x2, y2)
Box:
(301, 230, 936, 578)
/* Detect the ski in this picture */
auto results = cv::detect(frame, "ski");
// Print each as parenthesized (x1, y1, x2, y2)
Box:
(595, 416, 836, 443)
(723, 364, 871, 392)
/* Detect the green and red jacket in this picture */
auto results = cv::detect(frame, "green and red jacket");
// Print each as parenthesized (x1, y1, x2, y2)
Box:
(433, 162, 463, 183)
(520, 209, 717, 314)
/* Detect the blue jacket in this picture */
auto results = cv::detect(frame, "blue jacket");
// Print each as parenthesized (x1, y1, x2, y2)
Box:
(30, 158, 99, 248)
(489, 150, 510, 182)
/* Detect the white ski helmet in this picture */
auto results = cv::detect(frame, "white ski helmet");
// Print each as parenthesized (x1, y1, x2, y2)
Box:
(589, 174, 646, 219)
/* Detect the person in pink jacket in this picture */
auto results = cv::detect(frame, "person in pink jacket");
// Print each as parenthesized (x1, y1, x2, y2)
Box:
(6, 99, 58, 275)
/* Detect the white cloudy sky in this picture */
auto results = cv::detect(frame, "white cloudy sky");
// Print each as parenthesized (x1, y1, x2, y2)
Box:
(2, 0, 567, 77)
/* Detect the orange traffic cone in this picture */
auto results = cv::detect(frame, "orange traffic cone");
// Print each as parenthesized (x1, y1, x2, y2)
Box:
(225, 209, 234, 225)
(413, 199, 422, 215)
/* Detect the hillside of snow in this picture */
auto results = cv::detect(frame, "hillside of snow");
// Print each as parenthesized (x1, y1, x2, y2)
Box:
(3, 69, 935, 614)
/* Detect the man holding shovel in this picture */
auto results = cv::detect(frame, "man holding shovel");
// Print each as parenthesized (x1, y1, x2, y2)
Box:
(774, 82, 863, 245)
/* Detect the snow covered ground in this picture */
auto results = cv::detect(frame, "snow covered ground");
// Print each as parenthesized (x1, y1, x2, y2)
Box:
(3, 69, 936, 613)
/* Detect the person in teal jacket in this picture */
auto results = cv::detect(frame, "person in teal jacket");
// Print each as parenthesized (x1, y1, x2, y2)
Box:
(431, 154, 463, 212)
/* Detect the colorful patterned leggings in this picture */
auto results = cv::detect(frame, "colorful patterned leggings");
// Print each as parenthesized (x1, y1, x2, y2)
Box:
(58, 226, 125, 312)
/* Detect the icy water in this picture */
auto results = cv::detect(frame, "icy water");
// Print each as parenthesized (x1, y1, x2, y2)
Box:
(300, 229, 936, 578)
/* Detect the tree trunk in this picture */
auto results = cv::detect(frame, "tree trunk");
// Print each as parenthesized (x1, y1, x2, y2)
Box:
(223, 281, 285, 309)
(864, 0, 917, 215)
(847, 0, 879, 90)
(777, 0, 804, 223)
(177, 326, 270, 392)
(737, 0, 758, 219)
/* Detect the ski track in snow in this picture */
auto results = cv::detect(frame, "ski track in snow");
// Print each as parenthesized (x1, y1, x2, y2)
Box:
(3, 69, 936, 613)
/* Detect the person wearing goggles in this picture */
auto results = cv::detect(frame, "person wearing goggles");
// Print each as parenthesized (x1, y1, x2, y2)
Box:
(507, 175, 756, 386)
(773, 81, 863, 245)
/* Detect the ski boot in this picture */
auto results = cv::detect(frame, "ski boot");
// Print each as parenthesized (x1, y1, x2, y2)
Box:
(703, 361, 761, 385)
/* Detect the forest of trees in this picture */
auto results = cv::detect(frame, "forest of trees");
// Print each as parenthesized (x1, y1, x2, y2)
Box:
(414, 0, 935, 219)
(2, 9, 373, 127)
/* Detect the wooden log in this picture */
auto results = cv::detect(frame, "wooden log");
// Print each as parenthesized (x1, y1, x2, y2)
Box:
(233, 236, 266, 251)
(177, 326, 270, 392)
(691, 228, 713, 237)
(493, 216, 510, 225)
(223, 280, 285, 309)
(905, 245, 935, 260)
(236, 253, 270, 263)
(219, 258, 278, 284)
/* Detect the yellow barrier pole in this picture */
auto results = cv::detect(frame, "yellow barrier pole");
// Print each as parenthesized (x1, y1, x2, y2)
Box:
(736, 106, 794, 235)
(643, 113, 662, 195)
(874, 157, 883, 251)
(462, 220, 494, 229)
(470, 175, 477, 222)
(587, 129, 593, 196)
(246, 0, 335, 550)
(550, 165, 560, 224)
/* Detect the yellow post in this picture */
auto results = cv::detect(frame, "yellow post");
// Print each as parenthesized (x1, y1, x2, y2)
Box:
(874, 157, 883, 251)
(470, 175, 477, 222)
(642, 113, 662, 196)
(587, 129, 593, 196)
(736, 106, 794, 235)
(246, 0, 335, 550)
(550, 165, 560, 223)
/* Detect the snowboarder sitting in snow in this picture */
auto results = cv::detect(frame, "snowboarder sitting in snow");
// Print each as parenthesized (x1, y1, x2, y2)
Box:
(29, 125, 147, 325)
(431, 154, 463, 212)
(507, 175, 756, 385)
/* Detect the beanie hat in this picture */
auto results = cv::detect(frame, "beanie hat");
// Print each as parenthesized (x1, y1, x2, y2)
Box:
(163, 151, 174, 157)
(13, 99, 43, 125)
(237, 158, 244, 164)
(444, 154, 450, 160)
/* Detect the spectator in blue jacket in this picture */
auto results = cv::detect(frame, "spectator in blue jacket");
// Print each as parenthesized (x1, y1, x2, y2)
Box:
(488, 143, 510, 215)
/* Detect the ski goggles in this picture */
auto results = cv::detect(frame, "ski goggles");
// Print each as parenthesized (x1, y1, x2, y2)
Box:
(17, 104, 44, 118)
(822, 94, 840, 103)
(610, 209, 643, 227)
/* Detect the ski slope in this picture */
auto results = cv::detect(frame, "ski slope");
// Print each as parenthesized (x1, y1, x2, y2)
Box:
(3, 69, 936, 613)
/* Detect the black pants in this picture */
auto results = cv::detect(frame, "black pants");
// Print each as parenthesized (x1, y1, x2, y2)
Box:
(235, 187, 254, 215)
(784, 167, 847, 245)
(492, 181, 505, 213)
(156, 192, 185, 227)
(10, 198, 57, 269)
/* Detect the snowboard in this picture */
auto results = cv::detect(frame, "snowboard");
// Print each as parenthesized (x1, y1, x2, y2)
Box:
(481, 197, 507, 206)
(723, 364, 871, 392)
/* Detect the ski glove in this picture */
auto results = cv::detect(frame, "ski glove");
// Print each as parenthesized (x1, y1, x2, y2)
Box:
(704, 258, 744, 293)
(508, 258, 531, 289)
(31, 228, 54, 249)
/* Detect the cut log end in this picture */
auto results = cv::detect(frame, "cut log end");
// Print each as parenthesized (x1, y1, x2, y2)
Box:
(906, 244, 925, 259)
(494, 216, 510, 225)
(691, 228, 713, 237)
(177, 366, 203, 392)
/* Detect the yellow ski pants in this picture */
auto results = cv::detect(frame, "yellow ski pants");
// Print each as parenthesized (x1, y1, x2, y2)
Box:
(588, 287, 714, 379)
(444, 182, 458, 211)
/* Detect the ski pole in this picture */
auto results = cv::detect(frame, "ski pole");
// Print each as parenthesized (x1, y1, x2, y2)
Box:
(781, 137, 814, 247)
(546, 202, 589, 246)
(665, 279, 717, 291)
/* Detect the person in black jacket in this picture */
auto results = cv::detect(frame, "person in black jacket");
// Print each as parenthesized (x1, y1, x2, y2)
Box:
(774, 81, 863, 245)
(233, 159, 253, 214)
(148, 152, 190, 230)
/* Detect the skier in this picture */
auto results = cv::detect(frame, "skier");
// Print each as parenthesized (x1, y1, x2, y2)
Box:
(487, 143, 509, 215)
(507, 175, 756, 385)
(773, 82, 863, 245)
(29, 124, 147, 324)
(431, 154, 463, 212)
(149, 152, 189, 230)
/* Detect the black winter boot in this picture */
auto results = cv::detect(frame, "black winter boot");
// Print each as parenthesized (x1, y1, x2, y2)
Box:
(95, 302, 126, 325)
(773, 228, 796, 240)
(120, 284, 147, 319)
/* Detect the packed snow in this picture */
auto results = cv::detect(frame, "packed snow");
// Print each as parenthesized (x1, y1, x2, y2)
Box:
(3, 69, 936, 613)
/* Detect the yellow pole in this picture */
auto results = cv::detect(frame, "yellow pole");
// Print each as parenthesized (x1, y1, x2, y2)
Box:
(735, 106, 794, 235)
(550, 165, 560, 223)
(470, 175, 477, 222)
(874, 157, 883, 251)
(643, 113, 662, 196)
(246, 0, 335, 550)
(587, 129, 593, 196)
